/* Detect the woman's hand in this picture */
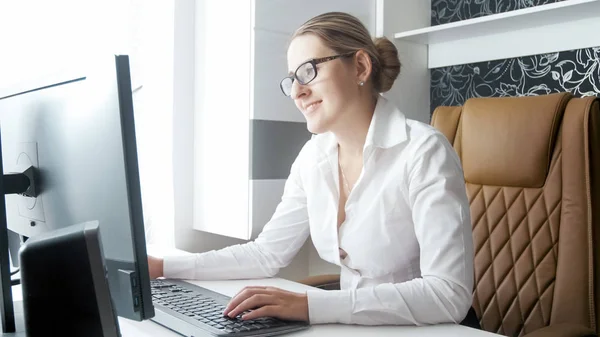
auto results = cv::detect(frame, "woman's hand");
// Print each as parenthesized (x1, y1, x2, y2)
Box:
(223, 286, 309, 322)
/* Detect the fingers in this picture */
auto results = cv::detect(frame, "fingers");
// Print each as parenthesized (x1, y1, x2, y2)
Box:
(223, 287, 274, 315)
(225, 293, 275, 318)
(240, 305, 278, 321)
(221, 287, 308, 322)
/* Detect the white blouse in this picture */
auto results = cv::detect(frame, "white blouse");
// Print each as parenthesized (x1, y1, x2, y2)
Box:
(164, 96, 474, 326)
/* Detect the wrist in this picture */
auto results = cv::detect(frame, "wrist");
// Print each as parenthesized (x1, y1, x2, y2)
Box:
(301, 293, 309, 321)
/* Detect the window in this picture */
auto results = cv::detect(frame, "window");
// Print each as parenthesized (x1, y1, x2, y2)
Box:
(127, 1, 176, 248)
(192, 1, 254, 240)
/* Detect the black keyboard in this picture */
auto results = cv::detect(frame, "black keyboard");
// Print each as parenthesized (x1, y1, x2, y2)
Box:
(150, 279, 310, 337)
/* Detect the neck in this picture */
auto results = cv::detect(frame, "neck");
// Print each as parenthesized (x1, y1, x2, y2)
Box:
(333, 97, 377, 157)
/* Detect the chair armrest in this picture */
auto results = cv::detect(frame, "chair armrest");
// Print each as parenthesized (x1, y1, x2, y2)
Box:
(297, 274, 340, 290)
(524, 324, 597, 337)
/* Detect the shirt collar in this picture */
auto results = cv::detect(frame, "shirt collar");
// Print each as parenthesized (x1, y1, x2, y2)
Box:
(311, 95, 408, 156)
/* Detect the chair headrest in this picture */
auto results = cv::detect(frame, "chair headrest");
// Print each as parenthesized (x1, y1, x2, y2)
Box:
(460, 93, 571, 187)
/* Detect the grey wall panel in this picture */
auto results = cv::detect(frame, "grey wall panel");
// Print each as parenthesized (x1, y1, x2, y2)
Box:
(250, 119, 311, 180)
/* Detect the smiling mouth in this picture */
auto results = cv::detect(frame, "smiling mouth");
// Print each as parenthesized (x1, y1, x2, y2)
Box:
(304, 101, 322, 114)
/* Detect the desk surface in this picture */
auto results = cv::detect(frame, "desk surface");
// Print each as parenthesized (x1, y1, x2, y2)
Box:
(1, 278, 499, 337)
(118, 277, 500, 337)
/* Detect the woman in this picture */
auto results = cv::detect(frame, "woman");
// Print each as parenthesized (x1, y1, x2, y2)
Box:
(148, 12, 475, 326)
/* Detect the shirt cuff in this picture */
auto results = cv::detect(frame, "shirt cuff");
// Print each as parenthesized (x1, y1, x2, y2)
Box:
(306, 289, 352, 324)
(163, 255, 197, 280)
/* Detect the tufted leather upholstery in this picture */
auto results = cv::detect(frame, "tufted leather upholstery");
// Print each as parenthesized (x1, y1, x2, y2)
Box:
(431, 93, 600, 337)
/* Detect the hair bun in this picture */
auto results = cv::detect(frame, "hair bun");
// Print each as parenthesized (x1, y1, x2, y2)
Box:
(373, 37, 401, 93)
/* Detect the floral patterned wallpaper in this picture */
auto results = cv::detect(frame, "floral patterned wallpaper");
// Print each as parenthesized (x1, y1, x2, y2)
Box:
(431, 48, 600, 114)
(431, 0, 564, 26)
(429, 0, 599, 114)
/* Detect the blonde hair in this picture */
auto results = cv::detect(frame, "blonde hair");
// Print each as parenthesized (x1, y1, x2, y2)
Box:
(291, 12, 401, 93)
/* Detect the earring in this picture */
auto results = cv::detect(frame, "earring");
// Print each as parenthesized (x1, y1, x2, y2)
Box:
(359, 81, 364, 86)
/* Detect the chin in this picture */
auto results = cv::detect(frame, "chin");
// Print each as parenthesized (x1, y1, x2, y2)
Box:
(306, 120, 329, 134)
(303, 107, 333, 134)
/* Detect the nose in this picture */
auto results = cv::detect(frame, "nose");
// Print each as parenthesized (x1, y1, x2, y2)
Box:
(290, 79, 308, 100)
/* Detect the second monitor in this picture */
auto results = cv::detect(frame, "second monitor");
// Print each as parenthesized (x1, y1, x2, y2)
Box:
(0, 55, 154, 329)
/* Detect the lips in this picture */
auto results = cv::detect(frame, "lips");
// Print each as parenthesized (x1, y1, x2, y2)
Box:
(303, 100, 322, 114)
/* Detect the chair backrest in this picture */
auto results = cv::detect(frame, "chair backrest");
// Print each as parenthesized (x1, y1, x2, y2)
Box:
(431, 93, 600, 336)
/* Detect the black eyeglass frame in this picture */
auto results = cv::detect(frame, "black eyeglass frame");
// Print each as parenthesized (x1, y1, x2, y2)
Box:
(279, 51, 356, 96)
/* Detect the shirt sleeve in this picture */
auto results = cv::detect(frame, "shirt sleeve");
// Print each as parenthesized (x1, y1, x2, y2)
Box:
(163, 145, 311, 281)
(306, 132, 474, 325)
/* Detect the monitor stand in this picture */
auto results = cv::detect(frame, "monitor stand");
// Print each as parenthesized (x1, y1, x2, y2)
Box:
(0, 298, 25, 336)
(0, 130, 37, 333)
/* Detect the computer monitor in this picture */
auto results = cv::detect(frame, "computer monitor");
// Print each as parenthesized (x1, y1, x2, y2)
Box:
(0, 55, 154, 332)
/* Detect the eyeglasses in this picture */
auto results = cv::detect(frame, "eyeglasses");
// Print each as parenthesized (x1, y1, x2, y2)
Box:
(280, 51, 356, 97)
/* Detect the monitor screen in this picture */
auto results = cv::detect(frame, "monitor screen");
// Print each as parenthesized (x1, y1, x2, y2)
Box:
(0, 55, 154, 322)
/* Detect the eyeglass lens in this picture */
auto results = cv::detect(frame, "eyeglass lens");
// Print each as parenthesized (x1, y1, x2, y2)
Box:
(280, 62, 317, 96)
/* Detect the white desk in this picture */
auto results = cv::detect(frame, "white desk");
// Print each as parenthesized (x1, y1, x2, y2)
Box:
(118, 277, 500, 337)
(1, 252, 499, 337)
(1, 278, 498, 336)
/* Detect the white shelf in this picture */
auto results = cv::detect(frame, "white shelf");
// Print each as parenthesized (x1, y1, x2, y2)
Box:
(394, 0, 600, 44)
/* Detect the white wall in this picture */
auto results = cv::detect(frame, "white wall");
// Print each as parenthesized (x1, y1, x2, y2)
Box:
(428, 8, 600, 68)
(377, 0, 432, 123)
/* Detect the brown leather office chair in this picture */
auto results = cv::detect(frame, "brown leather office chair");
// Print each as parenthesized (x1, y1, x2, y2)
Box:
(430, 93, 600, 337)
(299, 92, 600, 337)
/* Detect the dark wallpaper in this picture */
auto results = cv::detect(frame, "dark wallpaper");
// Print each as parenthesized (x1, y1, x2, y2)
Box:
(431, 0, 565, 26)
(430, 48, 600, 114)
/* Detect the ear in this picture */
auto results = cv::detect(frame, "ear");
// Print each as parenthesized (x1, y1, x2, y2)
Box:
(354, 49, 372, 84)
